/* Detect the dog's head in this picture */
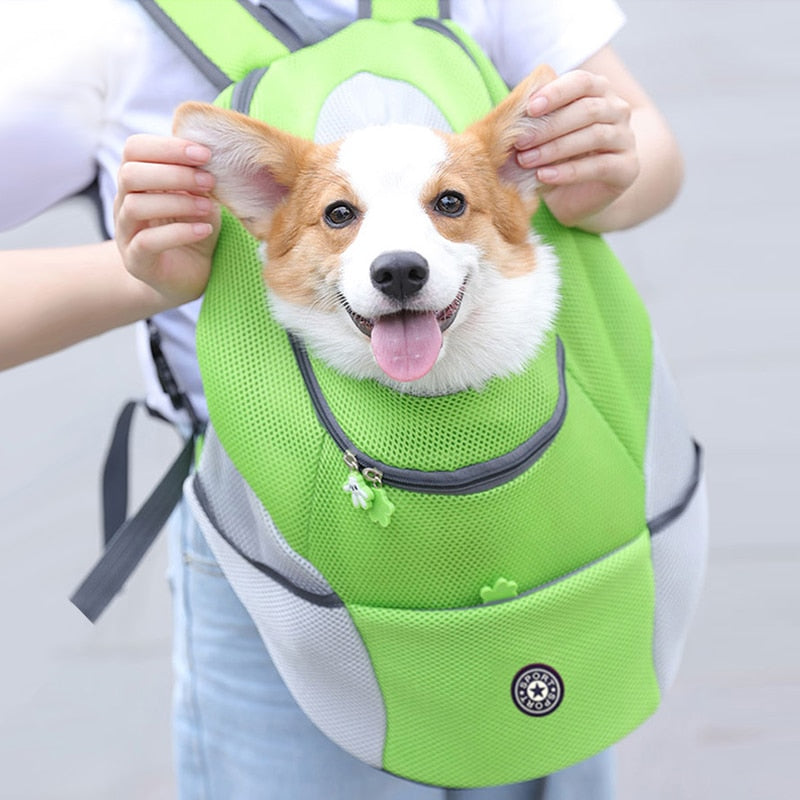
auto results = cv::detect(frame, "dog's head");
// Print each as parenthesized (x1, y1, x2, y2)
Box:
(174, 66, 559, 395)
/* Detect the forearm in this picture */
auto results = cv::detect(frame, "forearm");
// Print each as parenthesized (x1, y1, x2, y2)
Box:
(0, 240, 169, 370)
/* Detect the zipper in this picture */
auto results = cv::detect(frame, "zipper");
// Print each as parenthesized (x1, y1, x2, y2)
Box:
(289, 334, 567, 496)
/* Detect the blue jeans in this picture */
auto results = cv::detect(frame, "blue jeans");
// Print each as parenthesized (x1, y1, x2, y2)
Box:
(168, 501, 615, 799)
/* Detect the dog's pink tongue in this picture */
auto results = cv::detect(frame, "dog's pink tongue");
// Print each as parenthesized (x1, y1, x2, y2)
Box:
(371, 311, 442, 382)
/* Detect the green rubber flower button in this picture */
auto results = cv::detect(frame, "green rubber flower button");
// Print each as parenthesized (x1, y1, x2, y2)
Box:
(480, 577, 519, 603)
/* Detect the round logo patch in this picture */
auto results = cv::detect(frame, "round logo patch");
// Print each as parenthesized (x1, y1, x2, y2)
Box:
(511, 664, 564, 717)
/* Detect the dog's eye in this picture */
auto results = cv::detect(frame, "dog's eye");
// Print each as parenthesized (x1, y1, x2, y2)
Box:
(434, 191, 466, 217)
(324, 201, 358, 228)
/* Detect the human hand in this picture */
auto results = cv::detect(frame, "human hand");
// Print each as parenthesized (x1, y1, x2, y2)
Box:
(514, 69, 640, 229)
(114, 135, 221, 309)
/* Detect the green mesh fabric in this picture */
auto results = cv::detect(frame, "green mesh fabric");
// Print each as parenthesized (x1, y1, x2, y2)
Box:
(305, 383, 645, 610)
(245, 20, 497, 136)
(197, 212, 324, 547)
(350, 531, 659, 787)
(151, 0, 290, 84)
(440, 19, 510, 106)
(536, 209, 653, 470)
(311, 334, 560, 472)
(199, 212, 649, 611)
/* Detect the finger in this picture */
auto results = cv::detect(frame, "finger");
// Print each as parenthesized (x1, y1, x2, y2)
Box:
(519, 93, 631, 150)
(120, 192, 215, 228)
(122, 134, 211, 167)
(117, 160, 215, 196)
(517, 122, 634, 169)
(115, 192, 216, 245)
(126, 221, 215, 270)
(535, 152, 639, 190)
(526, 70, 609, 117)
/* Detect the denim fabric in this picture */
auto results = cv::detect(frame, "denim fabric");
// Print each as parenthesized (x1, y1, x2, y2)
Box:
(168, 501, 615, 799)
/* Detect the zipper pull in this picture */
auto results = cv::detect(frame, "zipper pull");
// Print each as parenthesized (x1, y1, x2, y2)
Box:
(362, 466, 396, 528)
(342, 451, 375, 509)
(342, 451, 395, 527)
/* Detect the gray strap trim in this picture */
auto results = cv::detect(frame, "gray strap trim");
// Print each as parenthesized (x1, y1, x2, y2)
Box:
(136, 0, 231, 90)
(648, 442, 703, 534)
(242, 0, 305, 51)
(192, 474, 344, 608)
(137, 0, 326, 92)
(290, 336, 567, 495)
(413, 17, 478, 66)
(258, 0, 329, 46)
(231, 67, 269, 113)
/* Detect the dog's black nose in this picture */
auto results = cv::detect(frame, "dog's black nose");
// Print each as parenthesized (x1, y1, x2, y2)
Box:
(370, 251, 429, 301)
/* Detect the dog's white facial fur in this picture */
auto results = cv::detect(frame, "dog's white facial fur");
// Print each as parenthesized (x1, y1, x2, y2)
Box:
(174, 66, 560, 396)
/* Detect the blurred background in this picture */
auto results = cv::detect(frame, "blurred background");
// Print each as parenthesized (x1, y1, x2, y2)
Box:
(1, 1, 798, 797)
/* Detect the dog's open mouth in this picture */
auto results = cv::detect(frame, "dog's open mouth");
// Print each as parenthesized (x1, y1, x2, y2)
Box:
(342, 283, 466, 382)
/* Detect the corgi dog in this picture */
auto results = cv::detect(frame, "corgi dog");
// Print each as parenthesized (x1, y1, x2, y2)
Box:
(173, 66, 560, 397)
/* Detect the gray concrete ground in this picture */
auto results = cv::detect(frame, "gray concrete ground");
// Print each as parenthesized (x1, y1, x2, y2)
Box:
(1, 1, 797, 798)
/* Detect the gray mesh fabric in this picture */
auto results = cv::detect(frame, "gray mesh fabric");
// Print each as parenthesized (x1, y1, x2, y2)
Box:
(185, 460, 388, 768)
(651, 473, 709, 691)
(644, 337, 708, 690)
(644, 337, 698, 520)
(314, 72, 452, 144)
(195, 426, 332, 596)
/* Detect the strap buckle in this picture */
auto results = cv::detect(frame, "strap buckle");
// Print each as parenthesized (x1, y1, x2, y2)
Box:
(146, 318, 202, 435)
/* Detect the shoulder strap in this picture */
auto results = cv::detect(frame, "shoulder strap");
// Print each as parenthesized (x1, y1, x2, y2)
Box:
(140, 0, 450, 91)
(71, 321, 204, 622)
(359, 0, 449, 21)
(70, 402, 198, 622)
(137, 0, 325, 90)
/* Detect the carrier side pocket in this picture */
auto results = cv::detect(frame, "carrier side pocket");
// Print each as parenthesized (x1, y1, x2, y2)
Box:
(184, 426, 388, 768)
(650, 464, 709, 692)
(644, 338, 709, 691)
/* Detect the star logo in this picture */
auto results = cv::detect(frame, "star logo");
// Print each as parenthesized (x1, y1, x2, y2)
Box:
(511, 664, 564, 717)
(529, 681, 547, 700)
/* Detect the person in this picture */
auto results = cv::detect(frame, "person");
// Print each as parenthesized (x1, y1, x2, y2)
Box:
(0, 1, 683, 796)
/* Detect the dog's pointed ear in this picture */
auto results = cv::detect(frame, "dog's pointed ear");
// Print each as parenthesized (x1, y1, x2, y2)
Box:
(466, 65, 557, 212)
(173, 102, 313, 237)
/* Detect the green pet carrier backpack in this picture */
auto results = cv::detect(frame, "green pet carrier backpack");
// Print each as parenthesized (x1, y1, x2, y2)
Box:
(75, 0, 708, 788)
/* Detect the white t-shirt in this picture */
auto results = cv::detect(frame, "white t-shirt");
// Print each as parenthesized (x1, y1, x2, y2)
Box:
(0, 0, 624, 421)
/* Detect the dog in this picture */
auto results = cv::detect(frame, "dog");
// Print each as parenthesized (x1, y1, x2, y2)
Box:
(173, 66, 559, 397)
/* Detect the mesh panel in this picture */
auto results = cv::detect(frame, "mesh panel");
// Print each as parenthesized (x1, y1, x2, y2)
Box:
(310, 334, 560, 472)
(185, 478, 387, 768)
(350, 531, 659, 787)
(196, 426, 332, 596)
(644, 337, 697, 519)
(315, 72, 452, 144)
(651, 473, 709, 692)
(198, 212, 325, 548)
(306, 384, 645, 610)
(535, 210, 653, 471)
